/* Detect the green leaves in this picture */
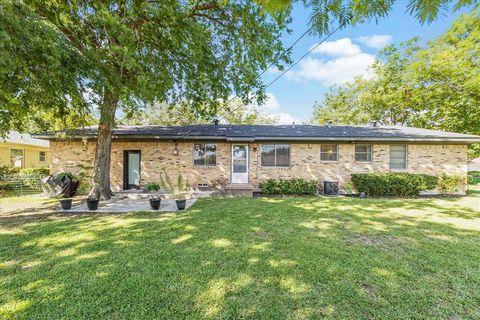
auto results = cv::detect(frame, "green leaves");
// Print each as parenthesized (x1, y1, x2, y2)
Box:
(1, 0, 291, 134)
(311, 10, 480, 158)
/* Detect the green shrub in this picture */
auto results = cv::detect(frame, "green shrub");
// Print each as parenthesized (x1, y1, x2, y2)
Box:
(145, 182, 160, 191)
(343, 181, 354, 193)
(351, 173, 438, 197)
(0, 166, 20, 175)
(468, 171, 480, 185)
(260, 178, 317, 195)
(56, 172, 80, 182)
(19, 168, 49, 176)
(438, 174, 466, 194)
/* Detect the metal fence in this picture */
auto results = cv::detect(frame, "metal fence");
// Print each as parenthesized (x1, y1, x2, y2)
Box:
(0, 174, 47, 196)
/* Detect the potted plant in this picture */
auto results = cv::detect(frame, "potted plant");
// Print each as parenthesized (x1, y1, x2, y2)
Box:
(145, 182, 160, 192)
(175, 194, 187, 210)
(149, 196, 161, 210)
(86, 197, 99, 210)
(160, 170, 191, 210)
(59, 197, 73, 210)
(343, 181, 356, 197)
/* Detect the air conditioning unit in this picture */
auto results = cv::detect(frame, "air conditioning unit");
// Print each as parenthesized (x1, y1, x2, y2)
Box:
(323, 181, 339, 195)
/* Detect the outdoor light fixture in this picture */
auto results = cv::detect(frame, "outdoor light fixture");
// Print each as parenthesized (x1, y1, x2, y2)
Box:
(173, 141, 179, 156)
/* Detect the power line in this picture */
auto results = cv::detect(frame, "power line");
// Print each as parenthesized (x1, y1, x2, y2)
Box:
(225, 22, 345, 113)
(263, 23, 345, 90)
(224, 25, 315, 107)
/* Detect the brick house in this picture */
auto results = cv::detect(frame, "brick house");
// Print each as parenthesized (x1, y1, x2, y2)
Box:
(35, 124, 480, 195)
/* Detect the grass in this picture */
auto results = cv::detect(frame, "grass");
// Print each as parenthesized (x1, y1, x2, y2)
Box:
(0, 194, 56, 213)
(1, 187, 479, 319)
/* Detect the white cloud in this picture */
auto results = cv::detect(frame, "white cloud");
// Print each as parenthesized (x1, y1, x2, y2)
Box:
(273, 112, 302, 125)
(263, 92, 280, 109)
(287, 53, 375, 86)
(266, 66, 282, 74)
(358, 34, 393, 49)
(311, 38, 362, 57)
(251, 93, 302, 124)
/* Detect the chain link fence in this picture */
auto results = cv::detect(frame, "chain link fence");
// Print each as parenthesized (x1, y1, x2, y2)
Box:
(0, 174, 47, 197)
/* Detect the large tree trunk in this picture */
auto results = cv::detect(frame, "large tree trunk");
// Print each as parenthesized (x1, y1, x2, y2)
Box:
(89, 90, 118, 199)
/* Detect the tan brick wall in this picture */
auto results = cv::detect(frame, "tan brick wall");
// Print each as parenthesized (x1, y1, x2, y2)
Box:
(50, 141, 467, 191)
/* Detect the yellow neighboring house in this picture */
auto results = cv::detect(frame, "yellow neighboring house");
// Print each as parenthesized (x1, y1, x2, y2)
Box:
(0, 131, 50, 169)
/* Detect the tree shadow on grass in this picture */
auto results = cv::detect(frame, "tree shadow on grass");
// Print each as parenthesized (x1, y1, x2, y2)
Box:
(0, 196, 479, 319)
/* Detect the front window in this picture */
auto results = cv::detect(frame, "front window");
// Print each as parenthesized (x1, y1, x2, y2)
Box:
(39, 151, 46, 162)
(320, 144, 338, 161)
(261, 144, 290, 167)
(10, 149, 24, 168)
(355, 144, 372, 162)
(194, 144, 217, 166)
(390, 145, 407, 170)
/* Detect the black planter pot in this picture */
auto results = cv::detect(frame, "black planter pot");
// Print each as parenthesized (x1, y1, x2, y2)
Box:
(176, 199, 186, 210)
(149, 198, 161, 210)
(59, 199, 72, 210)
(86, 198, 99, 211)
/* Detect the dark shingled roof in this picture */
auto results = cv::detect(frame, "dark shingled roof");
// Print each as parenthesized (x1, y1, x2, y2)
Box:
(34, 124, 480, 143)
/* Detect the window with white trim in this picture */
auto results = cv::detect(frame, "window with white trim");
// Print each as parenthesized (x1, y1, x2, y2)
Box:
(193, 144, 217, 166)
(320, 144, 338, 161)
(261, 144, 290, 167)
(390, 145, 407, 170)
(10, 149, 23, 168)
(355, 144, 372, 162)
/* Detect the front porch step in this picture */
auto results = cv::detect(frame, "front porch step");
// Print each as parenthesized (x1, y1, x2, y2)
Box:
(225, 184, 254, 197)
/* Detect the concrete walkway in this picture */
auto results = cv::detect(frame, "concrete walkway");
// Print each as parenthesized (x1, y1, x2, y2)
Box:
(65, 197, 198, 213)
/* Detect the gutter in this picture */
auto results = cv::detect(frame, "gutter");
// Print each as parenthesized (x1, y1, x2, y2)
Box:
(32, 134, 480, 144)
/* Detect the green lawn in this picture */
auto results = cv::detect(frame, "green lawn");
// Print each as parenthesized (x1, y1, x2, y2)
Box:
(1, 188, 479, 319)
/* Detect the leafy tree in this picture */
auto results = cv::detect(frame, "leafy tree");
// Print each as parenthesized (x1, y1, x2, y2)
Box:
(262, 0, 478, 35)
(1, 0, 290, 198)
(311, 38, 422, 125)
(0, 1, 87, 137)
(311, 11, 480, 158)
(120, 99, 278, 125)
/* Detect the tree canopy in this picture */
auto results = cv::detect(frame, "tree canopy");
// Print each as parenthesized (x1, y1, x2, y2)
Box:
(0, 0, 291, 198)
(261, 0, 478, 35)
(311, 10, 480, 158)
(120, 99, 279, 126)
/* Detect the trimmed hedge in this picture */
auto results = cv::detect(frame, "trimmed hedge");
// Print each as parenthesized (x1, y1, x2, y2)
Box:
(0, 166, 49, 176)
(260, 178, 317, 195)
(0, 166, 20, 175)
(19, 168, 50, 176)
(351, 173, 438, 197)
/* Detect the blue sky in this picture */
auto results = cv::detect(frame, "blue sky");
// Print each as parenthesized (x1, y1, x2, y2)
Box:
(259, 2, 473, 124)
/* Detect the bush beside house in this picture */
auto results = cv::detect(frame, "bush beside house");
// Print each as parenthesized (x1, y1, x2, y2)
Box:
(259, 179, 317, 195)
(437, 174, 467, 193)
(351, 173, 439, 197)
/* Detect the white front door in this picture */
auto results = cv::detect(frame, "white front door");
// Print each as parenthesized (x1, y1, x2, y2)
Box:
(232, 144, 248, 184)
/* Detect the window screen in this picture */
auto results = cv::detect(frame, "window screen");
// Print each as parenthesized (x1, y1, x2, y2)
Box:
(355, 144, 372, 162)
(390, 145, 407, 170)
(194, 144, 217, 166)
(261, 144, 290, 167)
(320, 144, 338, 161)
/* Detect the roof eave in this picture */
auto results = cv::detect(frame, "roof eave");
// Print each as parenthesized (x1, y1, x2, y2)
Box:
(34, 134, 480, 144)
